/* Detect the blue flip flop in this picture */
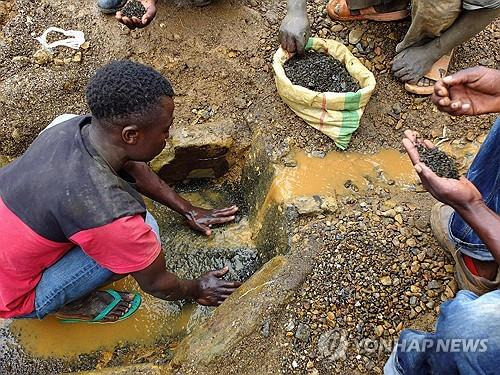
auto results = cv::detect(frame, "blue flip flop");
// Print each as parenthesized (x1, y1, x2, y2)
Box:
(58, 289, 142, 324)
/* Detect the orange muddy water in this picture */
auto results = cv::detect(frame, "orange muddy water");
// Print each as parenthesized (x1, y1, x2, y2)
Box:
(10, 277, 194, 358)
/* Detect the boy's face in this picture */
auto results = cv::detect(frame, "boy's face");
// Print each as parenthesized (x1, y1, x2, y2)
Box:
(127, 96, 174, 162)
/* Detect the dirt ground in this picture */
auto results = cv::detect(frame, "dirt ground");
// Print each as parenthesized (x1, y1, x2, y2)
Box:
(0, 0, 499, 373)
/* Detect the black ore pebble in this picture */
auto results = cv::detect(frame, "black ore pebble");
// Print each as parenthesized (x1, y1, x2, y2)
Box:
(122, 0, 146, 19)
(284, 51, 360, 93)
(417, 145, 460, 179)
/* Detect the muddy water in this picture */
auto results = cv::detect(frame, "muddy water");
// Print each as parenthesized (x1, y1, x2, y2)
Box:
(9, 277, 194, 358)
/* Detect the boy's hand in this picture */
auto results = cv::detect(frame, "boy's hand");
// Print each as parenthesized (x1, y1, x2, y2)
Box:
(116, 0, 156, 29)
(432, 67, 500, 116)
(403, 130, 483, 210)
(184, 205, 238, 236)
(195, 267, 242, 306)
(279, 11, 310, 54)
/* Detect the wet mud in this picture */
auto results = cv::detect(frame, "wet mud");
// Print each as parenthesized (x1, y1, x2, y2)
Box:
(417, 145, 460, 179)
(284, 51, 360, 93)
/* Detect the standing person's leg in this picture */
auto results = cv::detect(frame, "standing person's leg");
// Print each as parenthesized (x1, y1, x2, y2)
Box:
(431, 118, 500, 295)
(385, 290, 500, 374)
(393, 2, 500, 93)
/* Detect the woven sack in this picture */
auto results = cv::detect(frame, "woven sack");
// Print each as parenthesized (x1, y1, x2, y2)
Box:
(273, 37, 376, 150)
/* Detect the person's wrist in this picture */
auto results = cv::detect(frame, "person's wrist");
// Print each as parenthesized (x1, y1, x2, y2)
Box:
(182, 279, 200, 299)
(454, 198, 485, 214)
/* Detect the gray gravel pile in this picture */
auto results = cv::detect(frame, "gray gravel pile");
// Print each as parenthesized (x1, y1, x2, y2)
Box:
(279, 188, 457, 374)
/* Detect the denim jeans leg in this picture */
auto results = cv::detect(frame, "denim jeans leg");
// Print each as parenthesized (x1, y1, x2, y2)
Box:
(449, 117, 500, 261)
(388, 290, 500, 374)
(32, 246, 113, 319)
(20, 211, 160, 319)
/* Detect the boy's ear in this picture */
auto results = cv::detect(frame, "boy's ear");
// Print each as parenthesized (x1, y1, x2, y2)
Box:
(122, 125, 140, 145)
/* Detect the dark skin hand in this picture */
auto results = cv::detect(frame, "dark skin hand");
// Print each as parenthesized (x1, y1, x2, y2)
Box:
(116, 0, 157, 30)
(431, 66, 500, 116)
(403, 130, 500, 278)
(279, 0, 310, 54)
(133, 252, 242, 306)
(124, 161, 238, 236)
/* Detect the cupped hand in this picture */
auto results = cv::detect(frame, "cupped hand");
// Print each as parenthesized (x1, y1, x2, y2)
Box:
(195, 266, 242, 306)
(184, 205, 238, 236)
(116, 0, 156, 29)
(279, 11, 310, 54)
(402, 130, 483, 209)
(431, 66, 500, 116)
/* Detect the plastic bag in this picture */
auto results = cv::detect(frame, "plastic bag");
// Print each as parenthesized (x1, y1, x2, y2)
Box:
(273, 37, 376, 150)
(35, 27, 85, 51)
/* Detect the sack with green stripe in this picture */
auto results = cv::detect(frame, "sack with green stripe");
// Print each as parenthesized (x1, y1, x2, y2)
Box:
(272, 37, 376, 150)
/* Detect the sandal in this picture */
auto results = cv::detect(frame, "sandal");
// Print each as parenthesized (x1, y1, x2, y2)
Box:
(57, 289, 142, 324)
(430, 203, 500, 296)
(326, 0, 409, 22)
(405, 51, 453, 95)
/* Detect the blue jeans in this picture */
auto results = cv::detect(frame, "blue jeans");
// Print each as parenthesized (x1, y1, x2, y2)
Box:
(385, 118, 500, 374)
(19, 212, 160, 319)
(385, 290, 500, 375)
(448, 117, 500, 261)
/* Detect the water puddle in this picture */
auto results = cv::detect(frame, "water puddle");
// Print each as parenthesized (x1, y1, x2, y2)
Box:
(9, 277, 194, 358)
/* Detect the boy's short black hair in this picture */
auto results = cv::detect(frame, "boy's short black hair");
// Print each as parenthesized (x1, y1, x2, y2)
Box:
(86, 60, 174, 122)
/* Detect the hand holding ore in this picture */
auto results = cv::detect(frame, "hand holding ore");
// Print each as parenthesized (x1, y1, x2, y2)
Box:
(432, 67, 500, 116)
(194, 267, 242, 306)
(279, 11, 310, 55)
(116, 0, 156, 30)
(403, 130, 483, 211)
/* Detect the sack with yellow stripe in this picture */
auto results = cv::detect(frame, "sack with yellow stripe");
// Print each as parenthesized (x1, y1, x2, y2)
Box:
(273, 37, 376, 150)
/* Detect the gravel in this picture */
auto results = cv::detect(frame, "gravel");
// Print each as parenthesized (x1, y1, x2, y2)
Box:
(284, 51, 360, 93)
(417, 146, 460, 179)
(121, 0, 146, 19)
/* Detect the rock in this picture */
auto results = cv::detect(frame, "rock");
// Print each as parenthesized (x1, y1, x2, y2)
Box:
(249, 56, 264, 69)
(374, 46, 382, 55)
(319, 196, 338, 213)
(444, 264, 454, 273)
(406, 238, 416, 247)
(72, 51, 82, 63)
(374, 325, 384, 337)
(173, 33, 181, 41)
(295, 323, 311, 342)
(410, 285, 421, 294)
(81, 41, 90, 49)
(478, 58, 494, 67)
(261, 319, 270, 337)
(331, 24, 344, 33)
(417, 251, 426, 262)
(53, 58, 64, 66)
(394, 214, 403, 224)
(380, 276, 392, 286)
(428, 280, 441, 289)
(381, 209, 396, 218)
(348, 27, 364, 45)
(33, 49, 52, 65)
(289, 196, 323, 215)
(12, 56, 30, 64)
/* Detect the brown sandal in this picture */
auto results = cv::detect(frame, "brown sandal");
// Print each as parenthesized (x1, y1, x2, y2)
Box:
(405, 50, 453, 95)
(326, 0, 409, 21)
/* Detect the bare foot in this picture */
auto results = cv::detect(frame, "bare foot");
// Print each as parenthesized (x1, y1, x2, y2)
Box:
(56, 290, 136, 322)
(392, 43, 440, 83)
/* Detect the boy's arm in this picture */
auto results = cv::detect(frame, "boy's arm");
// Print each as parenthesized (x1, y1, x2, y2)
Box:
(123, 161, 237, 236)
(132, 252, 241, 306)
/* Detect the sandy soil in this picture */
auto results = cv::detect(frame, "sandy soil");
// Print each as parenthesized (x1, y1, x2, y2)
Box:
(0, 0, 498, 373)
